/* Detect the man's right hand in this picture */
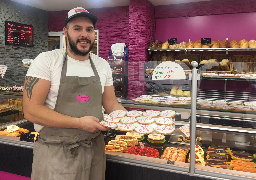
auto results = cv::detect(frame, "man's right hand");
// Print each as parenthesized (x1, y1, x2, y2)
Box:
(77, 116, 109, 132)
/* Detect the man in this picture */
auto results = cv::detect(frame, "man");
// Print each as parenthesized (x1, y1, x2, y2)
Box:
(23, 7, 126, 180)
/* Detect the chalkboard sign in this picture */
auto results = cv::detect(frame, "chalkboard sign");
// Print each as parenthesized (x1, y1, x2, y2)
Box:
(168, 38, 178, 45)
(201, 38, 211, 45)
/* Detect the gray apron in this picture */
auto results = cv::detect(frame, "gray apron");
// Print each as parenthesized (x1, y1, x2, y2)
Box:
(31, 53, 105, 180)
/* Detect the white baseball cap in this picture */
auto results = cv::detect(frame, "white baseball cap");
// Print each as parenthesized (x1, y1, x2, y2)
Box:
(65, 7, 98, 27)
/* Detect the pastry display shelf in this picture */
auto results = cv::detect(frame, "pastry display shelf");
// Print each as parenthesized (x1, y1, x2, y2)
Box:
(148, 48, 256, 53)
(119, 101, 256, 119)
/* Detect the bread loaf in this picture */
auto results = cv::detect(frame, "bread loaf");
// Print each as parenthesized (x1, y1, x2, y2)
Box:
(220, 59, 230, 71)
(211, 40, 220, 48)
(148, 42, 157, 49)
(239, 39, 249, 48)
(248, 40, 256, 48)
(194, 40, 201, 48)
(162, 41, 169, 49)
(156, 41, 163, 48)
(169, 44, 177, 49)
(187, 41, 194, 48)
(179, 41, 187, 48)
(220, 40, 229, 48)
(230, 40, 239, 48)
(202, 45, 210, 48)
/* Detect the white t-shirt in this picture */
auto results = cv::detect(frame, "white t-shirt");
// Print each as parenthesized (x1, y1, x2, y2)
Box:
(26, 49, 113, 132)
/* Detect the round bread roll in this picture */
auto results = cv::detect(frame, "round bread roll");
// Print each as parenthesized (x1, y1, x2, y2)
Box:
(187, 41, 194, 48)
(148, 42, 157, 49)
(194, 40, 201, 48)
(179, 41, 187, 48)
(220, 40, 229, 48)
(202, 45, 210, 48)
(220, 59, 230, 71)
(169, 44, 177, 49)
(239, 39, 249, 48)
(230, 40, 239, 48)
(156, 41, 163, 48)
(162, 41, 169, 49)
(249, 40, 256, 48)
(211, 40, 220, 48)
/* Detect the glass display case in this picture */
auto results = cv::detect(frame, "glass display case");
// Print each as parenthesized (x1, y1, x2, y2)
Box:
(0, 48, 256, 179)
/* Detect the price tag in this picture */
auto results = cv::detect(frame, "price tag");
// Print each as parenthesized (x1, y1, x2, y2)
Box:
(152, 62, 186, 80)
(168, 38, 178, 45)
(139, 142, 145, 149)
(167, 160, 175, 165)
(201, 38, 211, 45)
(0, 65, 8, 78)
(116, 135, 121, 141)
(112, 140, 118, 146)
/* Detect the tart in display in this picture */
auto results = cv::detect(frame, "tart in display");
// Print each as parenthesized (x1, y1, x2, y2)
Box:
(155, 117, 174, 125)
(117, 124, 136, 131)
(135, 125, 154, 134)
(155, 125, 175, 135)
(100, 121, 117, 128)
(120, 117, 137, 124)
(148, 133, 165, 143)
(104, 116, 120, 123)
(136, 116, 155, 125)
(110, 110, 127, 118)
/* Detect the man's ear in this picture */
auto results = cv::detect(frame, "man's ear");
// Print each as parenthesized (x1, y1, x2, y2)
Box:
(63, 27, 68, 37)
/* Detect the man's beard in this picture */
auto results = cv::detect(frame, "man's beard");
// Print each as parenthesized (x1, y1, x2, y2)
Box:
(67, 33, 94, 56)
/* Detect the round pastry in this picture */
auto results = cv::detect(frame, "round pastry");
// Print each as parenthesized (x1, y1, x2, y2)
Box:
(169, 44, 177, 49)
(100, 121, 117, 128)
(155, 117, 174, 125)
(110, 110, 127, 118)
(230, 40, 239, 48)
(148, 133, 165, 143)
(135, 125, 154, 134)
(156, 41, 163, 48)
(187, 41, 194, 48)
(136, 116, 155, 125)
(194, 40, 201, 48)
(179, 41, 187, 48)
(127, 110, 143, 117)
(160, 110, 176, 118)
(126, 132, 144, 140)
(118, 124, 136, 131)
(248, 40, 256, 48)
(202, 44, 210, 48)
(104, 116, 120, 123)
(148, 42, 157, 49)
(239, 39, 249, 48)
(162, 41, 169, 49)
(220, 40, 229, 48)
(155, 125, 175, 135)
(142, 110, 160, 117)
(120, 117, 137, 124)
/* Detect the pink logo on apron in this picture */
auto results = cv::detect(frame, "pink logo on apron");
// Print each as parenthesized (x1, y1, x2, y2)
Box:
(76, 95, 90, 102)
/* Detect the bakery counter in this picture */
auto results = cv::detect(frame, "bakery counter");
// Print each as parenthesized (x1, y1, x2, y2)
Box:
(0, 120, 255, 179)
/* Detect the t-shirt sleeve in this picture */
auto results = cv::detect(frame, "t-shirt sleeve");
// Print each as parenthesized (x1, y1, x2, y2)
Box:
(26, 52, 51, 81)
(105, 64, 113, 86)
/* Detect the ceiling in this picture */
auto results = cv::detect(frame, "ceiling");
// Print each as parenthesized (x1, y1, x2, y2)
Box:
(10, 0, 211, 11)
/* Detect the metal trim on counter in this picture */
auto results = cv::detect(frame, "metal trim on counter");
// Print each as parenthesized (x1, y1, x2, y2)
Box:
(0, 119, 28, 130)
(0, 136, 33, 149)
(106, 154, 190, 175)
(121, 103, 256, 119)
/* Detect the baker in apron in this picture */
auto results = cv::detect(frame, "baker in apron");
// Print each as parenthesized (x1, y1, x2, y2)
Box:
(31, 51, 106, 180)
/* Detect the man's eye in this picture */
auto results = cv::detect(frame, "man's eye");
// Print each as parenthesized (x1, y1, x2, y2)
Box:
(74, 28, 80, 31)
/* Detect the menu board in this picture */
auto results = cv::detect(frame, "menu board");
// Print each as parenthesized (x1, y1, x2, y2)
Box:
(5, 21, 33, 46)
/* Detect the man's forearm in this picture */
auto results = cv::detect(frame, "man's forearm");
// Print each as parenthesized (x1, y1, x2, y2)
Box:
(24, 105, 80, 129)
(104, 102, 127, 114)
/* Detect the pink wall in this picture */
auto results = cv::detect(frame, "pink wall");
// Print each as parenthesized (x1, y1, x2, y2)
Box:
(155, 12, 256, 43)
(128, 0, 155, 99)
(48, 6, 129, 60)
(155, 0, 256, 19)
